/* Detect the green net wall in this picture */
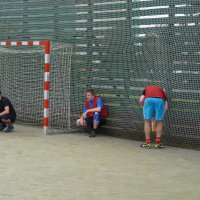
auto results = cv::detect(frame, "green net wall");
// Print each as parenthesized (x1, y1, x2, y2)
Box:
(0, 0, 200, 149)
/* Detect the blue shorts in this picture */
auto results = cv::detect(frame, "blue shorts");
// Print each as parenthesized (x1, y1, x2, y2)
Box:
(143, 98, 165, 121)
(85, 112, 106, 128)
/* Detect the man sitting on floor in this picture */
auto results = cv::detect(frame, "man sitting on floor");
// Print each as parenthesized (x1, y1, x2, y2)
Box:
(76, 89, 107, 138)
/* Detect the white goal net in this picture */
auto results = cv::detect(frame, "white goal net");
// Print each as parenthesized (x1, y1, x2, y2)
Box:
(0, 42, 73, 134)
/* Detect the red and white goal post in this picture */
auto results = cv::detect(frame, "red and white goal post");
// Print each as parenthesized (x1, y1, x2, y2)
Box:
(0, 41, 50, 135)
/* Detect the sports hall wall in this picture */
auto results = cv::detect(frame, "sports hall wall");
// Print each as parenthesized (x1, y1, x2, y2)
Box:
(0, 0, 199, 149)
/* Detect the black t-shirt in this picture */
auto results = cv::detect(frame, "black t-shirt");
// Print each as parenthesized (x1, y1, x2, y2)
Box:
(0, 96, 16, 117)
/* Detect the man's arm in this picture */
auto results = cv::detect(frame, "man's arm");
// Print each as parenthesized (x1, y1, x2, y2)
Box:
(76, 106, 87, 126)
(139, 95, 145, 105)
(163, 89, 169, 111)
(82, 107, 101, 119)
(139, 89, 145, 105)
(85, 107, 101, 114)
(85, 97, 103, 113)
(165, 101, 169, 111)
(82, 98, 103, 118)
(0, 106, 9, 116)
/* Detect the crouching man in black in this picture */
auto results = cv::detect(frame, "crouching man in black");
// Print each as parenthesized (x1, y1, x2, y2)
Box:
(0, 90, 16, 132)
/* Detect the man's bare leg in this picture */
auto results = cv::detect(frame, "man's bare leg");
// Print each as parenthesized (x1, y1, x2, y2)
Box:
(1, 119, 12, 126)
(141, 120, 151, 148)
(93, 121, 100, 129)
(155, 121, 164, 148)
(144, 120, 151, 143)
(155, 121, 163, 138)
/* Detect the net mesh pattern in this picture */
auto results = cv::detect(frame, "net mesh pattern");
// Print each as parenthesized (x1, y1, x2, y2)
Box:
(0, 0, 199, 149)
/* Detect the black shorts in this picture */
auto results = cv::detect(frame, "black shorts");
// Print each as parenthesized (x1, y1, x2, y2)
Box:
(85, 116, 106, 128)
(0, 114, 16, 123)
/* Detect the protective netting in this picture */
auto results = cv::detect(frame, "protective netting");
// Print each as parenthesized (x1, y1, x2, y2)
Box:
(0, 43, 73, 134)
(0, 0, 200, 149)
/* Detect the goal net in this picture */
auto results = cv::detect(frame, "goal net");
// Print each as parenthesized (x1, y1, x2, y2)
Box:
(0, 41, 73, 134)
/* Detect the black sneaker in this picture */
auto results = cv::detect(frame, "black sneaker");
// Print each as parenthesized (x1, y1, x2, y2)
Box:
(155, 143, 164, 149)
(3, 125, 14, 133)
(89, 130, 96, 138)
(140, 143, 151, 149)
(0, 124, 7, 131)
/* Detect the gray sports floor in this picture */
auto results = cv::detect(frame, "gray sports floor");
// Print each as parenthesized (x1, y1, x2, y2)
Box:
(0, 124, 199, 200)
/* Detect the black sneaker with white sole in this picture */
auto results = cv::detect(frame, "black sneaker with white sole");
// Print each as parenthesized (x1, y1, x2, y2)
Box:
(155, 143, 164, 149)
(140, 143, 151, 149)
(0, 124, 7, 131)
(3, 125, 14, 133)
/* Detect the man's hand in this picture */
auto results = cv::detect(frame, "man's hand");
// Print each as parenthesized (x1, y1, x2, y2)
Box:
(82, 111, 88, 119)
(139, 95, 145, 105)
(79, 117, 84, 125)
(165, 101, 169, 111)
(76, 116, 87, 126)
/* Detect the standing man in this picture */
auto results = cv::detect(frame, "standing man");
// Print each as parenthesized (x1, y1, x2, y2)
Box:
(76, 89, 106, 138)
(0, 90, 16, 132)
(139, 85, 168, 148)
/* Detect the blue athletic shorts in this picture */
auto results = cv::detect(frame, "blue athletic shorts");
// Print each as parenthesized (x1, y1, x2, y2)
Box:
(143, 98, 165, 121)
(85, 112, 106, 128)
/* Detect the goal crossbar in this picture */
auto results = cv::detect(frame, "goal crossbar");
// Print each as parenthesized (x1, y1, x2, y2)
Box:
(0, 41, 50, 135)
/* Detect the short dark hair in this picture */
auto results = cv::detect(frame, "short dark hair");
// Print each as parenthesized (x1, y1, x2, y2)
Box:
(86, 88, 95, 96)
